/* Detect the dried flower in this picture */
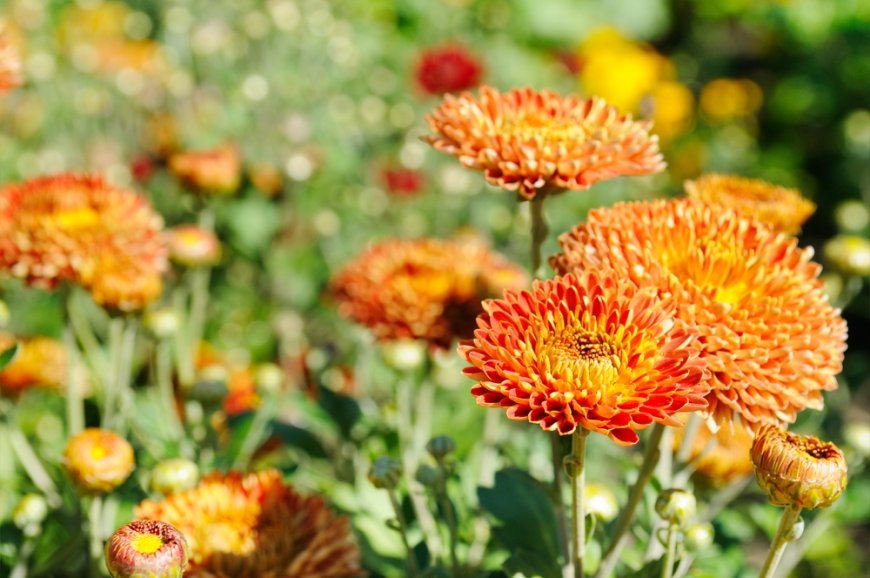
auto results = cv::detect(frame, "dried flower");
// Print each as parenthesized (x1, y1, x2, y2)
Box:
(424, 86, 665, 199)
(106, 520, 189, 578)
(751, 425, 847, 510)
(135, 470, 363, 577)
(416, 44, 483, 95)
(459, 270, 707, 444)
(0, 28, 22, 94)
(64, 428, 135, 493)
(168, 145, 241, 195)
(165, 225, 221, 268)
(332, 237, 527, 348)
(0, 174, 167, 312)
(685, 173, 816, 234)
(0, 333, 66, 396)
(150, 458, 200, 495)
(553, 198, 847, 430)
(824, 235, 870, 277)
(673, 420, 754, 486)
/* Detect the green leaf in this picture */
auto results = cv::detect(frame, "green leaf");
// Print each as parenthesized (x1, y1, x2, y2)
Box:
(270, 422, 329, 458)
(632, 558, 665, 578)
(0, 343, 19, 371)
(478, 467, 562, 578)
(316, 386, 362, 440)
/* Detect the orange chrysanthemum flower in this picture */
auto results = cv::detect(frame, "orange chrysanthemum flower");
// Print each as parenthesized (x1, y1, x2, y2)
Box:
(459, 270, 708, 444)
(751, 425, 847, 510)
(135, 470, 364, 578)
(64, 428, 135, 493)
(685, 173, 816, 234)
(0, 174, 167, 311)
(423, 86, 665, 199)
(331, 237, 528, 348)
(168, 145, 241, 196)
(0, 333, 66, 396)
(0, 28, 22, 94)
(673, 419, 754, 486)
(552, 198, 847, 430)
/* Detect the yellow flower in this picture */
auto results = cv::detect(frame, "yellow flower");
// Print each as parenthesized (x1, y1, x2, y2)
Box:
(64, 428, 135, 493)
(685, 173, 815, 234)
(135, 470, 364, 577)
(424, 85, 665, 199)
(699, 78, 763, 121)
(751, 425, 847, 510)
(649, 81, 695, 142)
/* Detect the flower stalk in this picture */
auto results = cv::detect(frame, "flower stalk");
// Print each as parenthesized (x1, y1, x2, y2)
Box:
(569, 428, 590, 577)
(758, 505, 802, 578)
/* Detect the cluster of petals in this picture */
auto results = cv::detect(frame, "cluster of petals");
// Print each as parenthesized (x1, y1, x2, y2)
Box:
(331, 236, 528, 348)
(552, 197, 847, 430)
(0, 174, 167, 311)
(135, 469, 364, 578)
(685, 173, 816, 234)
(459, 270, 708, 444)
(424, 86, 665, 199)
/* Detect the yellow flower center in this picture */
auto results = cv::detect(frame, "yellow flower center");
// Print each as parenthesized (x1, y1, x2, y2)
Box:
(131, 533, 164, 555)
(52, 208, 100, 230)
(90, 445, 108, 460)
(555, 331, 616, 362)
(500, 115, 589, 144)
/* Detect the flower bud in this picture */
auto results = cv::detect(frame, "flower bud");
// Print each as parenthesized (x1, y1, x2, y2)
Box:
(584, 484, 618, 523)
(834, 199, 870, 232)
(254, 363, 284, 396)
(369, 457, 402, 490)
(12, 493, 49, 536)
(143, 308, 180, 340)
(824, 235, 870, 277)
(426, 435, 455, 460)
(684, 522, 714, 552)
(64, 428, 135, 494)
(751, 425, 848, 510)
(105, 520, 189, 578)
(655, 489, 697, 526)
(381, 340, 427, 372)
(150, 458, 200, 495)
(185, 365, 230, 403)
(415, 464, 444, 487)
(166, 225, 221, 268)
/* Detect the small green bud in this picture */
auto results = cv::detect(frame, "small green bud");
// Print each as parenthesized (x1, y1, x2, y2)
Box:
(150, 458, 200, 495)
(844, 422, 870, 458)
(684, 522, 714, 552)
(584, 484, 618, 523)
(143, 308, 180, 340)
(254, 363, 284, 396)
(415, 464, 444, 487)
(185, 365, 229, 403)
(381, 340, 427, 371)
(426, 435, 456, 460)
(13, 493, 49, 536)
(655, 489, 696, 526)
(824, 235, 870, 277)
(369, 457, 402, 490)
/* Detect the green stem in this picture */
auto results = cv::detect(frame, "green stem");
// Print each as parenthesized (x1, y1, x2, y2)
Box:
(595, 423, 666, 578)
(88, 496, 104, 578)
(552, 432, 570, 565)
(759, 505, 802, 578)
(172, 288, 195, 388)
(467, 409, 501, 566)
(155, 340, 188, 452)
(387, 487, 420, 577)
(63, 326, 85, 437)
(569, 428, 590, 578)
(10, 536, 37, 578)
(530, 194, 549, 276)
(661, 523, 678, 578)
(101, 318, 124, 429)
(66, 291, 110, 387)
(435, 479, 460, 576)
(8, 428, 62, 507)
(231, 394, 277, 471)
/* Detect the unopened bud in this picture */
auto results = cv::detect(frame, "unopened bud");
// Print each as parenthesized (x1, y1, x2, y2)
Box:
(369, 457, 402, 490)
(105, 520, 189, 578)
(824, 235, 870, 277)
(655, 489, 696, 526)
(684, 522, 714, 552)
(143, 308, 180, 340)
(426, 435, 455, 460)
(254, 363, 284, 396)
(150, 458, 199, 495)
(785, 516, 805, 542)
(584, 484, 618, 523)
(381, 340, 426, 372)
(13, 494, 49, 535)
(415, 464, 444, 487)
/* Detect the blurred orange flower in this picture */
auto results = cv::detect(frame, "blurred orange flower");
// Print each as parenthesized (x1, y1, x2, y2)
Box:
(685, 173, 815, 234)
(168, 145, 241, 196)
(64, 428, 135, 493)
(459, 270, 708, 444)
(673, 419, 754, 485)
(0, 174, 166, 311)
(331, 237, 528, 348)
(0, 333, 66, 397)
(424, 86, 665, 199)
(166, 225, 221, 268)
(135, 469, 364, 578)
(552, 198, 847, 430)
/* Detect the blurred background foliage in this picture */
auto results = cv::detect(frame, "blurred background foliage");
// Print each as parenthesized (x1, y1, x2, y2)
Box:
(1, 0, 869, 576)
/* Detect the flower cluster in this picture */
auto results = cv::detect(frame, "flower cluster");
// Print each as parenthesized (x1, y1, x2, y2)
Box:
(135, 469, 363, 577)
(332, 236, 527, 348)
(0, 174, 167, 311)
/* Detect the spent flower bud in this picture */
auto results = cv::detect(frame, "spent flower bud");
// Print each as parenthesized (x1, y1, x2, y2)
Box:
(369, 457, 402, 489)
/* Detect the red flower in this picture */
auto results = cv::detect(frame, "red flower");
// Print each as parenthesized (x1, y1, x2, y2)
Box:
(416, 44, 483, 95)
(380, 166, 424, 197)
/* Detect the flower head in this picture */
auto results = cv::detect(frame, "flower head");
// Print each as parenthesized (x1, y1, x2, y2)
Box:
(168, 145, 241, 195)
(64, 428, 135, 493)
(424, 86, 665, 199)
(0, 28, 22, 94)
(416, 44, 483, 95)
(332, 237, 527, 348)
(0, 333, 66, 397)
(459, 270, 707, 444)
(165, 225, 221, 268)
(106, 520, 189, 578)
(552, 198, 847, 430)
(0, 174, 167, 311)
(673, 419, 754, 486)
(134, 470, 363, 578)
(685, 173, 815, 234)
(751, 425, 847, 510)
(380, 165, 424, 197)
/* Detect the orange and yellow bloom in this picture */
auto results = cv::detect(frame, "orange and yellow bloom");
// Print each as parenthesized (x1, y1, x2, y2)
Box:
(165, 225, 221, 268)
(673, 419, 754, 486)
(685, 173, 815, 234)
(106, 520, 189, 578)
(0, 333, 66, 397)
(552, 198, 847, 431)
(751, 425, 847, 510)
(424, 86, 665, 199)
(0, 174, 167, 311)
(168, 145, 241, 196)
(332, 237, 527, 348)
(64, 428, 135, 493)
(135, 469, 363, 578)
(459, 270, 708, 444)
